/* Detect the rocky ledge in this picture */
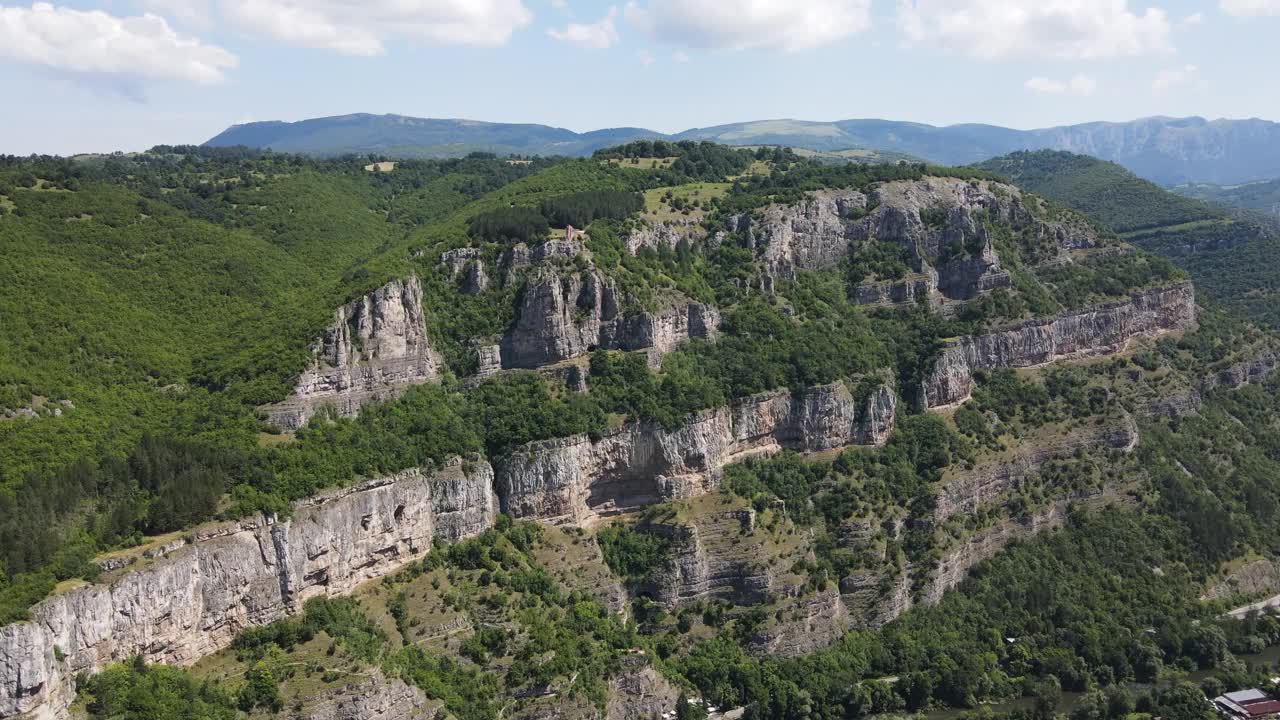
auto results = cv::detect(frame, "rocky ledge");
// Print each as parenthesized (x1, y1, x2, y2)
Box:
(262, 276, 445, 431)
(0, 460, 495, 720)
(300, 671, 443, 720)
(497, 380, 896, 522)
(922, 282, 1196, 409)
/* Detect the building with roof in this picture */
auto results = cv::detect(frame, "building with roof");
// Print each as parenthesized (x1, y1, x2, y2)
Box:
(1213, 689, 1280, 720)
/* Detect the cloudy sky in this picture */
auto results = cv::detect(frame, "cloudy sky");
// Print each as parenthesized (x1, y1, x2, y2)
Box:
(1, 0, 1277, 154)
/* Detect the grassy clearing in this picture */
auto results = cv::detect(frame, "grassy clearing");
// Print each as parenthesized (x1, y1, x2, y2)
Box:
(642, 182, 730, 222)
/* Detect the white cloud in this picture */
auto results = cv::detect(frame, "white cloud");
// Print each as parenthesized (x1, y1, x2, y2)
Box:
(638, 48, 654, 65)
(0, 2, 236, 84)
(897, 0, 1173, 59)
(673, 50, 689, 62)
(1179, 11, 1204, 26)
(136, 0, 214, 29)
(220, 0, 535, 55)
(1152, 63, 1199, 91)
(1219, 0, 1280, 15)
(548, 6, 619, 48)
(625, 0, 871, 52)
(1024, 73, 1097, 95)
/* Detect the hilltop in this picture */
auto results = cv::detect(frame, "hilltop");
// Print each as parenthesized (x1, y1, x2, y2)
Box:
(976, 149, 1280, 328)
(206, 113, 1280, 186)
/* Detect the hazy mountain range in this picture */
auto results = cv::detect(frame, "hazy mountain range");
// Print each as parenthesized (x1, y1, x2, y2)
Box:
(205, 113, 1280, 187)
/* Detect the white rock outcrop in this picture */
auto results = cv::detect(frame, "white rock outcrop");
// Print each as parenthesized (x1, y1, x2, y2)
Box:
(263, 276, 444, 431)
(497, 381, 896, 522)
(0, 461, 495, 720)
(923, 282, 1196, 408)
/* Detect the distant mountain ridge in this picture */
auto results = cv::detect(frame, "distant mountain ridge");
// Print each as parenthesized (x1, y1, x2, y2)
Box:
(205, 113, 1280, 186)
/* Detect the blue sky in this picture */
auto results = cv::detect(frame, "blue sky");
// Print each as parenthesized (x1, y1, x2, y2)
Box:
(1, 0, 1278, 155)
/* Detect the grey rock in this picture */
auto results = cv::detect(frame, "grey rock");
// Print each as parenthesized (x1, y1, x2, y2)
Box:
(500, 266, 719, 369)
(262, 276, 444, 430)
(922, 283, 1196, 408)
(745, 178, 1094, 302)
(0, 460, 495, 720)
(497, 381, 896, 522)
(299, 671, 443, 720)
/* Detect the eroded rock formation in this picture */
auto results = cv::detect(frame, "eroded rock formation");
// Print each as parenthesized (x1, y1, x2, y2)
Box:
(497, 381, 897, 522)
(498, 266, 719, 369)
(0, 461, 495, 720)
(300, 671, 443, 720)
(923, 282, 1196, 408)
(738, 179, 1093, 301)
(263, 276, 445, 431)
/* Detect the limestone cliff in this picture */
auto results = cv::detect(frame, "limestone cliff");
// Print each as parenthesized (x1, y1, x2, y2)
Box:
(932, 417, 1138, 519)
(263, 276, 444, 431)
(497, 381, 897, 522)
(498, 265, 719, 369)
(0, 461, 495, 720)
(739, 178, 1093, 301)
(640, 506, 786, 608)
(752, 417, 1138, 655)
(923, 282, 1196, 408)
(298, 671, 443, 720)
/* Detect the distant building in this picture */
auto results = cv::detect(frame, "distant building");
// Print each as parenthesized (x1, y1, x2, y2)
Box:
(1213, 689, 1280, 720)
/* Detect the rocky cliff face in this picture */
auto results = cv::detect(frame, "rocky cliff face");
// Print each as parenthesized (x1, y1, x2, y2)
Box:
(923, 282, 1197, 408)
(299, 671, 443, 720)
(756, 417, 1139, 654)
(0, 461, 495, 720)
(932, 417, 1138, 519)
(497, 381, 896, 522)
(263, 276, 445, 431)
(498, 265, 719, 369)
(641, 506, 783, 608)
(740, 179, 1092, 301)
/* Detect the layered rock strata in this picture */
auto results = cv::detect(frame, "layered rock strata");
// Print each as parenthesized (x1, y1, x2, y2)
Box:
(922, 282, 1196, 409)
(497, 381, 897, 522)
(263, 276, 445, 431)
(300, 671, 443, 720)
(737, 179, 1092, 300)
(0, 461, 496, 720)
(499, 267, 719, 369)
(740, 418, 1137, 656)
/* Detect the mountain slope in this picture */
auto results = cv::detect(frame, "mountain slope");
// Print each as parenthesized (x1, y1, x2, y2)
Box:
(976, 149, 1280, 328)
(207, 113, 1280, 185)
(5, 142, 1280, 720)
(1177, 178, 1280, 219)
(206, 113, 663, 158)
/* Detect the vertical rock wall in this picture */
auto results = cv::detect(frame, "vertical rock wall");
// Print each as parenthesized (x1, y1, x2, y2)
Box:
(263, 276, 445, 431)
(0, 461, 495, 720)
(922, 282, 1196, 409)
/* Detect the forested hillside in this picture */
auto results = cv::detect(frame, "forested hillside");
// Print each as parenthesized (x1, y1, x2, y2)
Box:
(976, 150, 1280, 329)
(2, 142, 1280, 720)
(1176, 179, 1280, 220)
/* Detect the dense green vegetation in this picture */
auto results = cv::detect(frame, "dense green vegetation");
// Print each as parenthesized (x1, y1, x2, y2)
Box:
(1176, 179, 1280, 219)
(975, 151, 1219, 233)
(5, 141, 1279, 720)
(975, 150, 1280, 330)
